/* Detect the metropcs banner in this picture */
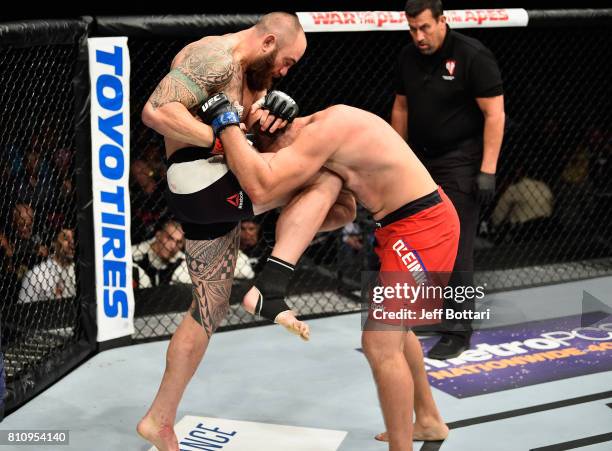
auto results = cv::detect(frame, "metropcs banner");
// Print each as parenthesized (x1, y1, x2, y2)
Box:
(297, 9, 529, 32)
(422, 312, 612, 398)
(88, 37, 134, 342)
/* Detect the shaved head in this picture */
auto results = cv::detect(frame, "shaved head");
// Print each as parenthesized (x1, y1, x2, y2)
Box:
(248, 12, 307, 90)
(255, 12, 304, 46)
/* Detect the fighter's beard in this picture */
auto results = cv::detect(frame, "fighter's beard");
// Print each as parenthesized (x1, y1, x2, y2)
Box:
(246, 50, 277, 91)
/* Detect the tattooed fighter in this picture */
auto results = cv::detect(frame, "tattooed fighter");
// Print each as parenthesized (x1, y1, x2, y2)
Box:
(137, 13, 355, 451)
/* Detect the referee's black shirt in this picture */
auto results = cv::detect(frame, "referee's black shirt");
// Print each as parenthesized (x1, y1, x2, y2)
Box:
(395, 26, 503, 158)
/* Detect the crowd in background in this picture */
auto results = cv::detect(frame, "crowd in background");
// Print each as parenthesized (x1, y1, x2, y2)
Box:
(0, 127, 76, 304)
(0, 112, 610, 307)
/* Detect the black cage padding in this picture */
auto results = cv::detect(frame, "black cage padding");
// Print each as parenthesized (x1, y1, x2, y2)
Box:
(0, 19, 91, 48)
(95, 14, 262, 37)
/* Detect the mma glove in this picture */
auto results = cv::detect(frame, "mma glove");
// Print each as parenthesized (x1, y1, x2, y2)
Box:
(475, 171, 496, 205)
(262, 90, 299, 122)
(199, 93, 241, 136)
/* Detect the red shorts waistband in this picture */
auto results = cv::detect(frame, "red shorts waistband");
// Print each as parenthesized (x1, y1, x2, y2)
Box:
(375, 188, 442, 229)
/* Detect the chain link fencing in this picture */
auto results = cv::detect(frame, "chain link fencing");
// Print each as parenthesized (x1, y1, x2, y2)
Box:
(0, 20, 93, 413)
(127, 23, 611, 340)
(1, 12, 610, 413)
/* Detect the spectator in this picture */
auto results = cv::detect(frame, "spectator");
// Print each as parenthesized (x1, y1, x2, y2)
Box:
(555, 126, 603, 231)
(141, 142, 167, 180)
(0, 234, 18, 302)
(47, 147, 76, 230)
(491, 168, 553, 243)
(591, 129, 612, 193)
(18, 228, 75, 303)
(561, 146, 590, 187)
(130, 159, 167, 242)
(132, 220, 191, 288)
(338, 222, 364, 289)
(1, 203, 49, 282)
(16, 150, 50, 207)
(235, 220, 263, 280)
(239, 220, 261, 256)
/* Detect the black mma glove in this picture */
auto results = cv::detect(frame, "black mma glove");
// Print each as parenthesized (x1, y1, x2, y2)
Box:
(199, 93, 241, 136)
(262, 90, 299, 122)
(475, 171, 496, 204)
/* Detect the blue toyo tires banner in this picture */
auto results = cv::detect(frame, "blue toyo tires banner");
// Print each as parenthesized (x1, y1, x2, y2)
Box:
(88, 37, 135, 342)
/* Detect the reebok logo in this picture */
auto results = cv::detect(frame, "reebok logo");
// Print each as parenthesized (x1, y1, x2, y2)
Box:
(226, 192, 244, 209)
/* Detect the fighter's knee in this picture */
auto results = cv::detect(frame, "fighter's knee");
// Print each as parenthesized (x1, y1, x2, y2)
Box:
(364, 349, 402, 370)
(332, 196, 357, 224)
(361, 334, 398, 365)
(361, 334, 378, 359)
(171, 333, 200, 358)
(338, 188, 356, 210)
(247, 188, 271, 207)
(317, 170, 343, 195)
(189, 299, 227, 337)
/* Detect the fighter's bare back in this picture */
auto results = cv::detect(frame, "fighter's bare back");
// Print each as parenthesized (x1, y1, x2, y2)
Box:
(254, 105, 439, 219)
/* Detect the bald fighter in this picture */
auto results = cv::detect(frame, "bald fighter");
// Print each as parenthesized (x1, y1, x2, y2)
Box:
(202, 97, 458, 450)
(138, 13, 354, 451)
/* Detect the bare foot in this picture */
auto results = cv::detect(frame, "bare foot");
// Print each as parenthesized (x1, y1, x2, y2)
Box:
(275, 310, 310, 341)
(242, 288, 310, 341)
(137, 413, 179, 451)
(375, 421, 449, 442)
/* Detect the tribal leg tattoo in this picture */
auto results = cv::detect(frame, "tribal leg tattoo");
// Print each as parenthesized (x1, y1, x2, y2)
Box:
(185, 226, 240, 338)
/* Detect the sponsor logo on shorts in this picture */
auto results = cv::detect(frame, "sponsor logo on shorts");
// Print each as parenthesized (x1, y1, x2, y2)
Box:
(443, 59, 456, 80)
(392, 239, 428, 285)
(226, 192, 244, 209)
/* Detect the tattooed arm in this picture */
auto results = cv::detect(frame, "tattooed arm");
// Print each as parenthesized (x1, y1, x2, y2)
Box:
(141, 42, 237, 147)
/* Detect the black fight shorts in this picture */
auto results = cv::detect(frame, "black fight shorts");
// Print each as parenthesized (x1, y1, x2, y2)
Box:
(165, 147, 254, 240)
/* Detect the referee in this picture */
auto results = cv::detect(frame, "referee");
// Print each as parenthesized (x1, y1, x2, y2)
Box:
(391, 0, 505, 359)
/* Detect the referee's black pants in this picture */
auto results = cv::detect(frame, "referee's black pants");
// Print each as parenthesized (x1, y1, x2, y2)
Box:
(421, 143, 483, 341)
(440, 182, 480, 340)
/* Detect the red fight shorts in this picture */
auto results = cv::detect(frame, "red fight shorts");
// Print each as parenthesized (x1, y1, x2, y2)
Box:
(369, 187, 460, 327)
